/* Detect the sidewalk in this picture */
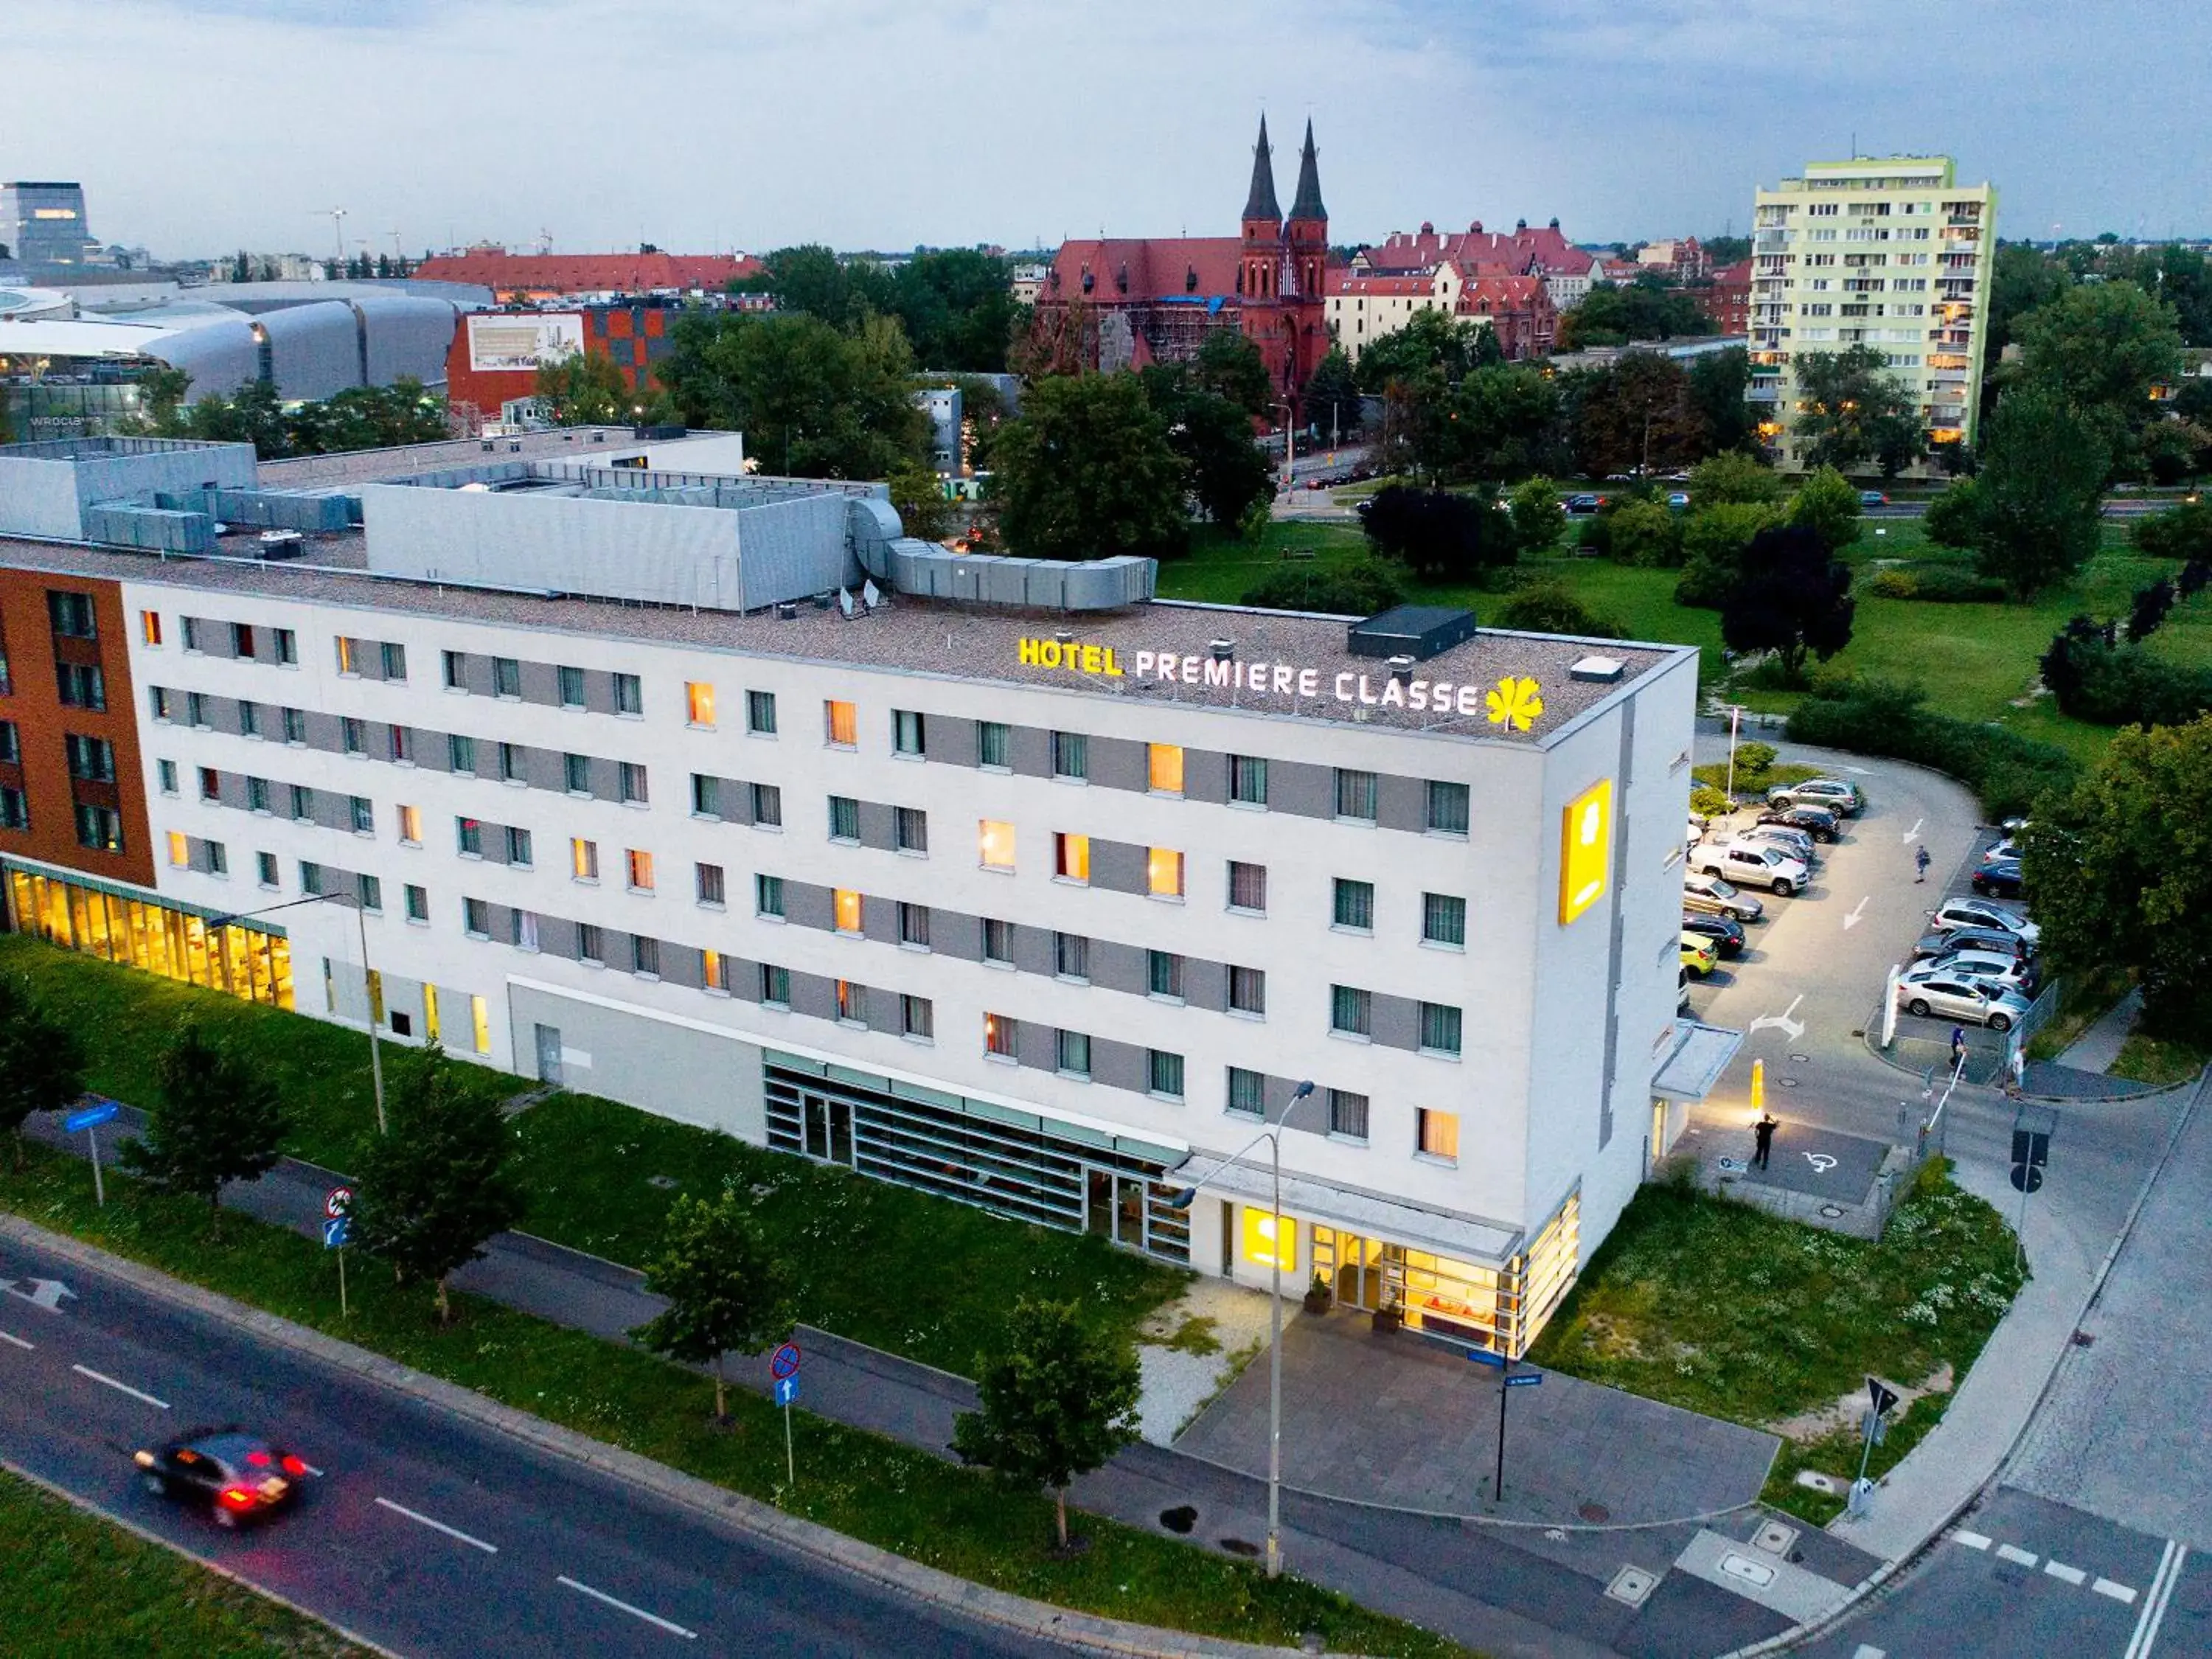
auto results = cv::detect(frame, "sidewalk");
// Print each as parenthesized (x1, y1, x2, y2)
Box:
(2056, 987, 2141, 1074)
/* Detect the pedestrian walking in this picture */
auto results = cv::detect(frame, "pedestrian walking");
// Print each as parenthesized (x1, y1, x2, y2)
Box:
(1914, 845, 1931, 883)
(1753, 1113, 1777, 1169)
(2006, 1045, 2025, 1099)
(1950, 1026, 1968, 1072)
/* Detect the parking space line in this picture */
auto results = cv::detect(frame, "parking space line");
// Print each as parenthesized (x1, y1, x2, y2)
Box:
(1952, 1530, 1992, 1550)
(2045, 1559, 2087, 1585)
(1996, 1543, 2038, 1566)
(557, 1575, 698, 1640)
(373, 1495, 498, 1554)
(0, 1329, 33, 1351)
(2094, 1578, 2138, 1604)
(69, 1364, 168, 1410)
(2124, 1542, 2185, 1659)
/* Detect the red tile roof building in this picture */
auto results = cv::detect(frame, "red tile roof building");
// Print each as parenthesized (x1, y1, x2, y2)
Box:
(1350, 219, 1599, 311)
(1702, 260, 1752, 336)
(1324, 262, 1557, 363)
(413, 249, 762, 302)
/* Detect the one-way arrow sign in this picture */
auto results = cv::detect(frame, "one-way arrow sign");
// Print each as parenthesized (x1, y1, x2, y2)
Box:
(1867, 1376, 1900, 1417)
(0, 1278, 77, 1313)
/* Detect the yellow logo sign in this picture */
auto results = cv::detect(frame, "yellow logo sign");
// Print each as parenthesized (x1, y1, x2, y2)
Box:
(1241, 1207, 1298, 1272)
(1559, 778, 1613, 925)
(1486, 676, 1545, 733)
(1018, 637, 1125, 676)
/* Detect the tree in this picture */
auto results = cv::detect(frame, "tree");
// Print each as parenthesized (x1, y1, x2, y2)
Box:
(1555, 276, 1711, 349)
(1784, 465, 1863, 553)
(990, 373, 1189, 561)
(1688, 449, 1783, 509)
(886, 462, 952, 542)
(1503, 476, 1567, 559)
(730, 244, 897, 333)
(1687, 347, 1755, 455)
(1140, 361, 1271, 532)
(1923, 478, 1984, 549)
(119, 1021, 291, 1237)
(1240, 557, 1404, 616)
(182, 379, 294, 459)
(1720, 524, 1855, 682)
(535, 349, 636, 427)
(1568, 352, 1702, 478)
(632, 1189, 795, 1420)
(1985, 242, 2070, 358)
(1189, 329, 1272, 419)
(888, 249, 1018, 372)
(1354, 308, 1484, 394)
(950, 1298, 1141, 1550)
(1303, 347, 1361, 440)
(1360, 485, 1509, 582)
(1971, 383, 2110, 599)
(1439, 364, 1567, 482)
(0, 975, 87, 1169)
(1494, 580, 1625, 639)
(1789, 346, 1923, 474)
(2024, 717, 2212, 1044)
(139, 366, 192, 434)
(352, 1046, 526, 1324)
(1675, 501, 1784, 608)
(1605, 498, 1683, 568)
(2016, 281, 2184, 428)
(2135, 499, 2212, 565)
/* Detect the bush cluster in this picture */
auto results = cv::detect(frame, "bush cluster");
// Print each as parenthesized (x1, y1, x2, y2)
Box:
(1863, 566, 2009, 603)
(1239, 558, 1406, 617)
(2040, 620, 2212, 727)
(1785, 677, 2079, 821)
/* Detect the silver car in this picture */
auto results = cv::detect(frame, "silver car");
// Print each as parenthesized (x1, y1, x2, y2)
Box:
(1768, 777, 1864, 816)
(1896, 973, 2033, 1032)
(1905, 953, 2036, 998)
(1739, 824, 1819, 865)
(1930, 896, 2039, 945)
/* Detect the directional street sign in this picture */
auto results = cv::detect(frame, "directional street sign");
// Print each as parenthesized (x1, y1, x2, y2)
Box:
(324, 1186, 354, 1219)
(773, 1375, 799, 1408)
(771, 1342, 801, 1380)
(1465, 1348, 1507, 1369)
(322, 1216, 351, 1251)
(1866, 1377, 1900, 1417)
(1505, 1372, 1543, 1388)
(64, 1101, 119, 1134)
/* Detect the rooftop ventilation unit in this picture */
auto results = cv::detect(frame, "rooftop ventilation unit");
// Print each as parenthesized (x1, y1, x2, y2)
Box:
(1570, 655, 1627, 684)
(1346, 605, 1478, 661)
(1209, 638, 1234, 661)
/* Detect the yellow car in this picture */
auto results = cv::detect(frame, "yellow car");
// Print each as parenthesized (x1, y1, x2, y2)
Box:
(1680, 931, 1719, 978)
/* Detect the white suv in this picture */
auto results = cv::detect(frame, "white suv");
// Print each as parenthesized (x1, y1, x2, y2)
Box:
(1690, 838, 1809, 896)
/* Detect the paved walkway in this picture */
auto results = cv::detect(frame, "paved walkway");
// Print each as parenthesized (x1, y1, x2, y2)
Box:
(2055, 987, 2141, 1074)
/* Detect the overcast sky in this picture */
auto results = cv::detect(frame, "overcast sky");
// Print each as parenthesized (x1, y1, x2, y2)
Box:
(17, 0, 2208, 262)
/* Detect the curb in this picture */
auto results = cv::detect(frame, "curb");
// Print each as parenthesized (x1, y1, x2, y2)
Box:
(0, 1212, 1311, 1659)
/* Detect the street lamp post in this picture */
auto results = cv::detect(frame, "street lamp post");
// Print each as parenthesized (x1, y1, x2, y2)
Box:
(207, 892, 386, 1135)
(1171, 1079, 1316, 1579)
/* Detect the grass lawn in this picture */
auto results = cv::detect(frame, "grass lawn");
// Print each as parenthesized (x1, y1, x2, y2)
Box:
(0, 1464, 364, 1658)
(0, 1145, 1464, 1659)
(1527, 1160, 2023, 1525)
(0, 935, 1189, 1377)
(2110, 1031, 2209, 1088)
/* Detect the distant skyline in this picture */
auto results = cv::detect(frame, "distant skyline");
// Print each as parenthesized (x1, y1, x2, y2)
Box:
(15, 0, 2209, 265)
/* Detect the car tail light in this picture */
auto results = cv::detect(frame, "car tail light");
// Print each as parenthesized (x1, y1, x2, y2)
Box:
(246, 1450, 271, 1467)
(219, 1486, 259, 1510)
(279, 1455, 307, 1477)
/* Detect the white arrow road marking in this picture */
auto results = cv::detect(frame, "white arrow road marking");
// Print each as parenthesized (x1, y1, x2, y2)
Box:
(374, 1496, 498, 1554)
(1901, 818, 1924, 844)
(557, 1576, 699, 1640)
(71, 1364, 169, 1410)
(1843, 896, 1869, 929)
(1749, 994, 1806, 1041)
(1843, 765, 1872, 774)
(1805, 1152, 1838, 1173)
(0, 1278, 77, 1313)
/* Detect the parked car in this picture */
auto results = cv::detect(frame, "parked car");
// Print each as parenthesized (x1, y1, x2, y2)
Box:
(1930, 896, 2038, 945)
(1691, 840, 1809, 896)
(1766, 777, 1865, 815)
(1756, 804, 1839, 843)
(1920, 947, 2039, 996)
(1739, 824, 1820, 866)
(1860, 490, 1890, 507)
(1980, 837, 2023, 863)
(1666, 491, 1691, 509)
(136, 1429, 308, 1528)
(1680, 911, 1745, 958)
(1566, 493, 1606, 515)
(1972, 859, 2025, 899)
(1896, 973, 2034, 1033)
(1680, 932, 1720, 978)
(1683, 869, 1766, 922)
(1911, 925, 2035, 964)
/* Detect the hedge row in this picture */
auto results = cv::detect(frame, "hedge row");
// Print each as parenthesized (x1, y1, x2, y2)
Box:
(1784, 679, 2079, 821)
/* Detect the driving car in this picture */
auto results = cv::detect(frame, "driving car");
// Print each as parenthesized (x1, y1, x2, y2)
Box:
(1765, 777, 1865, 816)
(1971, 859, 2025, 899)
(1683, 869, 1766, 922)
(1919, 947, 2039, 996)
(1756, 804, 1840, 843)
(1690, 838, 1809, 896)
(1860, 490, 1889, 507)
(1566, 493, 1606, 515)
(1680, 931, 1719, 978)
(1910, 925, 2035, 964)
(1896, 973, 2034, 1033)
(1739, 823, 1820, 866)
(1680, 911, 1745, 958)
(1930, 896, 2038, 945)
(136, 1429, 308, 1528)
(1666, 491, 1691, 509)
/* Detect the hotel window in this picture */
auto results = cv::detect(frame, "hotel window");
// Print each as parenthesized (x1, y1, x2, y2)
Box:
(184, 689, 206, 727)
(1054, 931, 1089, 981)
(982, 918, 1014, 965)
(349, 795, 374, 834)
(1228, 754, 1268, 807)
(57, 663, 105, 710)
(274, 629, 296, 667)
(1335, 768, 1378, 822)
(894, 806, 928, 854)
(0, 724, 13, 765)
(833, 888, 862, 933)
(290, 784, 313, 822)
(1328, 1088, 1370, 1141)
(613, 672, 643, 716)
(618, 762, 648, 805)
(824, 700, 858, 747)
(828, 796, 860, 842)
(234, 623, 257, 658)
(703, 950, 726, 993)
(1054, 832, 1089, 883)
(1426, 780, 1470, 836)
(495, 742, 524, 783)
(380, 642, 407, 681)
(397, 804, 422, 845)
(902, 995, 934, 1040)
(1226, 1066, 1265, 1119)
(756, 874, 785, 917)
(1147, 847, 1184, 898)
(151, 686, 173, 723)
(442, 650, 465, 689)
(571, 837, 599, 881)
(449, 734, 476, 774)
(1149, 1050, 1185, 1100)
(557, 664, 586, 708)
(835, 980, 865, 1024)
(167, 831, 189, 868)
(341, 717, 366, 757)
(204, 842, 228, 876)
(577, 923, 603, 964)
(1228, 966, 1266, 1016)
(65, 733, 115, 782)
(746, 689, 777, 734)
(358, 874, 383, 914)
(1422, 893, 1467, 947)
(1333, 878, 1374, 931)
(1056, 1029, 1091, 1079)
(257, 852, 279, 888)
(141, 611, 164, 646)
(1416, 1108, 1460, 1162)
(1050, 731, 1088, 780)
(156, 759, 178, 795)
(456, 816, 483, 856)
(633, 936, 660, 978)
(48, 591, 97, 639)
(493, 657, 522, 698)
(565, 753, 591, 794)
(1147, 742, 1183, 794)
(750, 782, 782, 827)
(186, 616, 204, 654)
(404, 883, 428, 922)
(198, 766, 220, 802)
(464, 897, 491, 938)
(335, 636, 355, 675)
(985, 1012, 1018, 1059)
(1420, 1002, 1464, 1057)
(0, 787, 27, 830)
(74, 804, 123, 853)
(978, 819, 1015, 871)
(691, 773, 721, 818)
(897, 902, 930, 948)
(977, 720, 1011, 769)
(1227, 861, 1267, 914)
(696, 862, 726, 906)
(1330, 984, 1372, 1038)
(509, 905, 537, 948)
(1147, 949, 1183, 1000)
(627, 849, 655, 891)
(686, 682, 716, 727)
(892, 709, 925, 756)
(505, 824, 532, 866)
(282, 706, 306, 744)
(759, 963, 791, 1007)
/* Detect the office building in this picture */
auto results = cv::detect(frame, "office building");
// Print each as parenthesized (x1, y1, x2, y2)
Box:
(1, 182, 102, 275)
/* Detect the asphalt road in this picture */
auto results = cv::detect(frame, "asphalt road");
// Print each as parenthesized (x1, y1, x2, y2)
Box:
(0, 1228, 1064, 1658)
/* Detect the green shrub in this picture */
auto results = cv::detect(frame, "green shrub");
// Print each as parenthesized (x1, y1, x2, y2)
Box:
(1240, 557, 1406, 616)
(1675, 501, 1782, 607)
(1608, 498, 1685, 568)
(1576, 512, 1612, 557)
(1865, 565, 2008, 602)
(1492, 579, 1626, 639)
(1867, 567, 1919, 599)
(1785, 676, 2079, 820)
(1733, 740, 1778, 777)
(1689, 784, 1732, 817)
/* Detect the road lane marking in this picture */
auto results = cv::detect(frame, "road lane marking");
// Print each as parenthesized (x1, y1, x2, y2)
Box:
(373, 1496, 498, 1554)
(299, 1462, 324, 1478)
(1996, 1543, 2038, 1565)
(1902, 818, 1924, 844)
(0, 1329, 33, 1351)
(1843, 895, 1868, 929)
(2124, 1541, 2185, 1659)
(2095, 1577, 2138, 1604)
(557, 1575, 699, 1640)
(1953, 1530, 1992, 1550)
(2045, 1559, 2087, 1585)
(70, 1364, 169, 1410)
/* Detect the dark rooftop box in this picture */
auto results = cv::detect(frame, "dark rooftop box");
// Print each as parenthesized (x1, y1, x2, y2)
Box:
(1346, 605, 1478, 662)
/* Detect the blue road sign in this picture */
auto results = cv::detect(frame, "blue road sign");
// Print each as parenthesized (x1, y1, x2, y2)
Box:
(1465, 1348, 1507, 1369)
(321, 1216, 351, 1251)
(771, 1342, 801, 1380)
(773, 1375, 799, 1407)
(1504, 1371, 1543, 1388)
(65, 1101, 119, 1133)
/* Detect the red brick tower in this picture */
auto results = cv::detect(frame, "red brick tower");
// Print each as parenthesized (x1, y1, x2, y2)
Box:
(1238, 116, 1290, 401)
(1284, 119, 1331, 398)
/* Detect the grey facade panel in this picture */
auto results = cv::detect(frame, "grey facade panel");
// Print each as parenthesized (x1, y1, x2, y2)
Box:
(861, 897, 898, 946)
(518, 661, 562, 707)
(936, 911, 984, 963)
(1090, 735, 1149, 794)
(1183, 956, 1226, 1013)
(502, 978, 766, 1144)
(789, 970, 838, 1023)
(857, 800, 897, 852)
(937, 717, 978, 769)
(1012, 922, 1055, 978)
(1183, 750, 1228, 805)
(1015, 1019, 1052, 1072)
(1377, 773, 1427, 835)
(784, 880, 835, 934)
(462, 653, 498, 698)
(214, 771, 248, 811)
(310, 792, 355, 834)
(1091, 1036, 1150, 1098)
(1090, 939, 1149, 997)
(524, 745, 566, 793)
(1371, 992, 1423, 1054)
(662, 945, 706, 992)
(1089, 838, 1148, 896)
(1273, 760, 1335, 821)
(538, 915, 577, 960)
(1008, 724, 1051, 779)
(302, 712, 344, 755)
(583, 670, 618, 716)
(863, 990, 904, 1038)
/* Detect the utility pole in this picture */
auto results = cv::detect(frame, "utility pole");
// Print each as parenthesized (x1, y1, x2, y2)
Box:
(325, 208, 348, 264)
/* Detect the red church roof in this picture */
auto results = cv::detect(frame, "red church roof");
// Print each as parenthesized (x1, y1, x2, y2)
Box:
(414, 250, 762, 295)
(1358, 222, 1596, 280)
(1046, 237, 1249, 305)
(1326, 271, 1433, 296)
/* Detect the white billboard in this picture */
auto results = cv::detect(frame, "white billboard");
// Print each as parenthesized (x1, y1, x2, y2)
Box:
(467, 313, 585, 373)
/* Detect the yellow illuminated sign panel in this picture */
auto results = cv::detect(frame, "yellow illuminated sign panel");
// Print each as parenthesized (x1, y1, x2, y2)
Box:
(1559, 779, 1613, 925)
(1241, 1207, 1297, 1272)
